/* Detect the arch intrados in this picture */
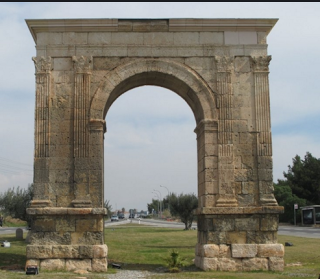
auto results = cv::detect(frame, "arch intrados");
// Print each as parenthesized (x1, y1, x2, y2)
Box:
(90, 59, 217, 124)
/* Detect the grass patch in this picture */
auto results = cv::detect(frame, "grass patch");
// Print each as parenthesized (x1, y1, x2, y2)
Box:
(0, 225, 320, 278)
(1, 216, 27, 227)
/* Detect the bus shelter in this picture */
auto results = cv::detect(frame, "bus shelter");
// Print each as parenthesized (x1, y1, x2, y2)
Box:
(301, 205, 320, 225)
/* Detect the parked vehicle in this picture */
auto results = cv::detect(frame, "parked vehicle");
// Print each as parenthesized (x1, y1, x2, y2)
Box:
(111, 215, 119, 222)
(118, 213, 125, 219)
(129, 214, 135, 219)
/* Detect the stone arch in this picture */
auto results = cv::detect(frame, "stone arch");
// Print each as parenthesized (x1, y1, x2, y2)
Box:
(27, 18, 284, 273)
(90, 59, 217, 124)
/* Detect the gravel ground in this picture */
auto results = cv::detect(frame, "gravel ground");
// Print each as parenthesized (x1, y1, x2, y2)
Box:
(107, 270, 154, 278)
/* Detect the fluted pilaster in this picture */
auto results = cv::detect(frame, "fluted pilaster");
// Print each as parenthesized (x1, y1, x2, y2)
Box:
(215, 56, 237, 207)
(253, 56, 278, 206)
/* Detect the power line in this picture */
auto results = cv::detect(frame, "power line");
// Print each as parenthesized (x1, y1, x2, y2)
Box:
(0, 163, 32, 172)
(0, 157, 32, 166)
(0, 157, 33, 175)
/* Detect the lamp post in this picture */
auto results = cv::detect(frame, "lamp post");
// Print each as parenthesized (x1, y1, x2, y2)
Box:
(160, 185, 170, 211)
(153, 189, 162, 218)
(152, 192, 160, 218)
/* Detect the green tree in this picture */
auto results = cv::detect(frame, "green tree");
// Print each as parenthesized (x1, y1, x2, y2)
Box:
(283, 152, 320, 205)
(147, 199, 160, 215)
(274, 181, 306, 223)
(168, 192, 198, 230)
(0, 184, 33, 224)
(104, 200, 113, 218)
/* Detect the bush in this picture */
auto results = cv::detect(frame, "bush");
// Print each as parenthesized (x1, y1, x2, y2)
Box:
(164, 249, 186, 273)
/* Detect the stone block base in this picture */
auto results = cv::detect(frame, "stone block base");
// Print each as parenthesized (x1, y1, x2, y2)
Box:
(26, 258, 108, 272)
(195, 243, 284, 271)
(26, 244, 108, 272)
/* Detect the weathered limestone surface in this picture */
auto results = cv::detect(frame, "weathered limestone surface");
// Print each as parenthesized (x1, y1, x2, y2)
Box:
(40, 259, 65, 271)
(26, 18, 283, 272)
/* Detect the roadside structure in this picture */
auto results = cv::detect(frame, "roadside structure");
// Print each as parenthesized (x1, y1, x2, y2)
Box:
(26, 18, 284, 272)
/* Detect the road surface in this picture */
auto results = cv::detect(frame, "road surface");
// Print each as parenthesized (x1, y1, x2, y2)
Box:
(105, 219, 320, 238)
(1, 221, 319, 239)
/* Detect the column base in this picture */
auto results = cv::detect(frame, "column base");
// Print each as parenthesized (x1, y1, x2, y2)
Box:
(30, 200, 52, 208)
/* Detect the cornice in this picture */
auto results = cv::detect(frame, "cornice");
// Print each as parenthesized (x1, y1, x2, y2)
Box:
(168, 18, 278, 33)
(26, 19, 119, 42)
(26, 18, 278, 43)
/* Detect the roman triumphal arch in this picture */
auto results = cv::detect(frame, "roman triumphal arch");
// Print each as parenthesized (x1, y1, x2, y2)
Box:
(26, 18, 284, 272)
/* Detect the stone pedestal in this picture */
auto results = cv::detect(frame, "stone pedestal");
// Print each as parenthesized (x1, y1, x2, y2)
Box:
(195, 206, 284, 271)
(26, 207, 108, 272)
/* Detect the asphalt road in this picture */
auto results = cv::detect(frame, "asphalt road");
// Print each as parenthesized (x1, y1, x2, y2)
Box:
(105, 219, 320, 239)
(0, 227, 28, 235)
(1, 221, 319, 239)
(278, 225, 320, 239)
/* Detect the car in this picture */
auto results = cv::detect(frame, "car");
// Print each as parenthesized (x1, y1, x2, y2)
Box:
(118, 213, 125, 219)
(111, 215, 119, 222)
(129, 214, 135, 219)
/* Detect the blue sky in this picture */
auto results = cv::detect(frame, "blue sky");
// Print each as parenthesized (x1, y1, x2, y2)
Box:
(0, 2, 319, 211)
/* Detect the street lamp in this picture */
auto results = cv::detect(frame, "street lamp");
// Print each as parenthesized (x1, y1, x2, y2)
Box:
(153, 189, 162, 218)
(152, 192, 160, 218)
(160, 185, 170, 211)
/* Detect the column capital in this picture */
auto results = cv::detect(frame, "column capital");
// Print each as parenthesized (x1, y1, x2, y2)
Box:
(32, 56, 53, 74)
(252, 55, 271, 72)
(72, 55, 92, 74)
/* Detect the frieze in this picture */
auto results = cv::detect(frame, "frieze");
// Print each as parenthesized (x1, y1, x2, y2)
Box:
(215, 56, 234, 72)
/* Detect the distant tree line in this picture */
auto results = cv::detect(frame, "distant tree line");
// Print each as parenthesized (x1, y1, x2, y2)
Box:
(0, 152, 319, 226)
(274, 152, 320, 223)
(0, 184, 33, 225)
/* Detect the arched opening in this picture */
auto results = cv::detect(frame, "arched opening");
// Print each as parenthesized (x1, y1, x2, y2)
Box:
(90, 59, 217, 123)
(104, 85, 197, 213)
(90, 59, 219, 213)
